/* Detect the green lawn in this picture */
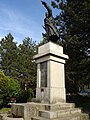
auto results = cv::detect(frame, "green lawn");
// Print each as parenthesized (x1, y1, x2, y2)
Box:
(0, 108, 11, 114)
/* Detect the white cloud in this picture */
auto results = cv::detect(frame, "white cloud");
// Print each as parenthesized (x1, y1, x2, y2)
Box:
(0, 7, 43, 44)
(0, 36, 3, 40)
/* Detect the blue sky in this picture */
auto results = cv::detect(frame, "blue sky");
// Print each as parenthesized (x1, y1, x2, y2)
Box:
(0, 0, 59, 44)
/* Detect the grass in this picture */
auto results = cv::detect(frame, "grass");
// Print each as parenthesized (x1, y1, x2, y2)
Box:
(0, 108, 11, 114)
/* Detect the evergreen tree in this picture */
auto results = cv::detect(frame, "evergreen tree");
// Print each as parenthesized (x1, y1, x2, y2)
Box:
(0, 34, 37, 101)
(51, 0, 90, 92)
(17, 37, 37, 90)
(0, 33, 18, 78)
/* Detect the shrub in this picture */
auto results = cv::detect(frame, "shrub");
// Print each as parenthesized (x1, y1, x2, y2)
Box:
(0, 70, 21, 108)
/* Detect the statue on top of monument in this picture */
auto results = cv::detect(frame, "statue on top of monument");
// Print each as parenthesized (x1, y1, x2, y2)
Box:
(41, 0, 60, 42)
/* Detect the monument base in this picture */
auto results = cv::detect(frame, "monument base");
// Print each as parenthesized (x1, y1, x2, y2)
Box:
(33, 42, 68, 104)
(10, 102, 89, 120)
(36, 87, 66, 104)
(2, 42, 88, 120)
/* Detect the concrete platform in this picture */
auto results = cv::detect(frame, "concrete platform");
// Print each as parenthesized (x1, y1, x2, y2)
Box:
(32, 113, 89, 120)
(11, 102, 75, 119)
(39, 108, 81, 119)
(0, 113, 23, 120)
(10, 102, 89, 120)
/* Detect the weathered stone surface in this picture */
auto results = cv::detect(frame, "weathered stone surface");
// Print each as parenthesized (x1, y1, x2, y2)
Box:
(31, 113, 89, 120)
(11, 102, 89, 120)
(9, 42, 89, 120)
(11, 103, 44, 120)
(34, 42, 69, 104)
(0, 113, 23, 120)
(11, 103, 74, 120)
(39, 108, 82, 118)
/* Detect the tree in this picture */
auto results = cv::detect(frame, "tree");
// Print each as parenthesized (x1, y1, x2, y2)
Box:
(0, 71, 9, 108)
(0, 34, 37, 87)
(51, 0, 90, 92)
(17, 37, 37, 91)
(0, 33, 18, 78)
(0, 70, 21, 108)
(0, 34, 37, 103)
(8, 77, 21, 98)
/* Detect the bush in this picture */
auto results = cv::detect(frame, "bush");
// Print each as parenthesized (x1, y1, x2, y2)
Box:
(0, 70, 21, 108)
(0, 71, 9, 108)
(27, 88, 34, 102)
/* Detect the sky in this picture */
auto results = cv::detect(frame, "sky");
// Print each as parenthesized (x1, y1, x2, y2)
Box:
(0, 0, 59, 44)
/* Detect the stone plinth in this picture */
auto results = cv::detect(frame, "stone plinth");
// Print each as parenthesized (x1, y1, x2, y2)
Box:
(11, 102, 89, 120)
(33, 42, 69, 104)
(10, 42, 89, 120)
(11, 102, 75, 120)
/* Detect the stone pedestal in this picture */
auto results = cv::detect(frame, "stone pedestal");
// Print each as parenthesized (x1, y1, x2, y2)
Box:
(33, 42, 69, 103)
(10, 42, 89, 120)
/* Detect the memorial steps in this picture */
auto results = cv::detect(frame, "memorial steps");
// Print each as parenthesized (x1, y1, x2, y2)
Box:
(31, 103, 89, 120)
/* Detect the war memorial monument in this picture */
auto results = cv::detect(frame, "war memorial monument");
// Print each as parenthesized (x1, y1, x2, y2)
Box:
(0, 1, 89, 120)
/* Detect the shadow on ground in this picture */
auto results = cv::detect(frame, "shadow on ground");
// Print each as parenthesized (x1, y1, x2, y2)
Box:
(67, 94, 90, 118)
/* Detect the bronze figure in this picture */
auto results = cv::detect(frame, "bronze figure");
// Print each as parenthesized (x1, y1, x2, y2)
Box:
(41, 1, 59, 42)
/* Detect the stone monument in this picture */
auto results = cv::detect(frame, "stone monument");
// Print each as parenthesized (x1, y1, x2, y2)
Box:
(2, 1, 89, 120)
(9, 41, 89, 120)
(33, 42, 68, 103)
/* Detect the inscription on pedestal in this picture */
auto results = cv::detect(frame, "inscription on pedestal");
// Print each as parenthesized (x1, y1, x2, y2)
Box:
(40, 62, 47, 87)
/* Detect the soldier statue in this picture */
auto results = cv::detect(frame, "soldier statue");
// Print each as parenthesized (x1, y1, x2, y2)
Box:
(41, 1, 60, 42)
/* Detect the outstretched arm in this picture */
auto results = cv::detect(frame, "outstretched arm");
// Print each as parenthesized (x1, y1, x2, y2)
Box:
(41, 1, 52, 17)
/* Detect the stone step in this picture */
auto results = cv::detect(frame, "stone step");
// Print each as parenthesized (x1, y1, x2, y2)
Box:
(0, 114, 24, 120)
(39, 108, 82, 119)
(44, 103, 75, 111)
(2, 118, 23, 120)
(31, 113, 89, 120)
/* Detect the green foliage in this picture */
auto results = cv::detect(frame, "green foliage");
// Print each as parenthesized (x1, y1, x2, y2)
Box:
(0, 70, 21, 108)
(0, 33, 37, 104)
(0, 34, 37, 96)
(38, 38, 48, 46)
(51, 0, 90, 92)
(26, 88, 34, 102)
(8, 77, 21, 98)
(0, 108, 11, 113)
(51, 1, 58, 8)
(0, 71, 9, 108)
(17, 37, 37, 88)
(0, 33, 18, 78)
